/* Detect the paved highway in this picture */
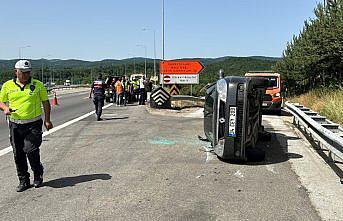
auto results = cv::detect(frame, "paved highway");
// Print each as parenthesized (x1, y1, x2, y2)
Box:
(3, 103, 339, 220)
(0, 90, 93, 149)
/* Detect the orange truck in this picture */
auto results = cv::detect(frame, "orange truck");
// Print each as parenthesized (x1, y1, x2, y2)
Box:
(245, 72, 283, 114)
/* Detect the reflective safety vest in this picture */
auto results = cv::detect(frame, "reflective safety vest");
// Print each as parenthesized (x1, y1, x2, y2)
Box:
(0, 78, 48, 120)
(115, 81, 124, 94)
(133, 80, 139, 91)
(123, 81, 130, 91)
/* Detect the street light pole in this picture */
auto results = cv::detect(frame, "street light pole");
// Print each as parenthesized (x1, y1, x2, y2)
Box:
(41, 54, 51, 84)
(41, 62, 44, 83)
(162, 0, 165, 87)
(162, 0, 165, 62)
(136, 44, 147, 78)
(142, 28, 157, 80)
(128, 53, 135, 74)
(19, 45, 31, 59)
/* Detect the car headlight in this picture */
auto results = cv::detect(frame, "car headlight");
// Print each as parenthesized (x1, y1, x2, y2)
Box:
(274, 93, 280, 97)
(216, 79, 227, 102)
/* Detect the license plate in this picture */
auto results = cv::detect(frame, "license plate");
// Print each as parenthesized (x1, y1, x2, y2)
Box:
(262, 102, 268, 106)
(228, 107, 237, 137)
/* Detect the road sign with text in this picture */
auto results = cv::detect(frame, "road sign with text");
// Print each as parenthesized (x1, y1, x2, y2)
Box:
(160, 60, 204, 74)
(160, 74, 199, 84)
(160, 60, 204, 85)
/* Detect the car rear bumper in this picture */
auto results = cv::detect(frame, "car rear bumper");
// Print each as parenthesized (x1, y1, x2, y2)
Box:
(262, 100, 282, 111)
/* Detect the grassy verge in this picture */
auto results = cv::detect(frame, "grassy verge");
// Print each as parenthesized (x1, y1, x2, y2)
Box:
(288, 88, 343, 125)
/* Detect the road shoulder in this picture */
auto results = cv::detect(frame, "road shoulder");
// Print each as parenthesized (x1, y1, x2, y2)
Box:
(278, 115, 343, 220)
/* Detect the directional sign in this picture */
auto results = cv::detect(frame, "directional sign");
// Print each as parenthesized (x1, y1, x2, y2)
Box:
(160, 74, 199, 85)
(160, 60, 204, 75)
(150, 86, 171, 109)
(169, 84, 180, 96)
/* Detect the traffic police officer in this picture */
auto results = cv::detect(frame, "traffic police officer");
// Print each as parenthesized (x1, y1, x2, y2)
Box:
(0, 60, 53, 192)
(89, 74, 106, 121)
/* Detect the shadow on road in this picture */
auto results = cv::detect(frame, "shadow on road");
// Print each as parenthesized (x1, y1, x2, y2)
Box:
(217, 132, 304, 165)
(262, 108, 292, 117)
(104, 117, 129, 121)
(43, 173, 112, 188)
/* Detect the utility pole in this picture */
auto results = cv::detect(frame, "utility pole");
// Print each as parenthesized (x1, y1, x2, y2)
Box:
(136, 44, 147, 78)
(142, 28, 157, 80)
(162, 0, 165, 87)
(19, 45, 31, 59)
(41, 62, 44, 84)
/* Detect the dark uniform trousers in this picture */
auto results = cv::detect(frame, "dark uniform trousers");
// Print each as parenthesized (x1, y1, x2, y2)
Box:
(9, 119, 44, 180)
(93, 95, 105, 119)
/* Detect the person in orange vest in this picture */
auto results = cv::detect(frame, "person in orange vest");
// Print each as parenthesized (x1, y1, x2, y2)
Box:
(115, 77, 124, 106)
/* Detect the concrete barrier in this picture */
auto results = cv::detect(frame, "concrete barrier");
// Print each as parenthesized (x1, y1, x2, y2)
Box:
(170, 95, 204, 109)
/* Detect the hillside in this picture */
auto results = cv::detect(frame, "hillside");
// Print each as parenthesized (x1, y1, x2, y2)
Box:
(0, 56, 278, 95)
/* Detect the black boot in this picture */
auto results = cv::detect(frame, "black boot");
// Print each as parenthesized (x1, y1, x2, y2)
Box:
(33, 167, 44, 188)
(16, 177, 31, 192)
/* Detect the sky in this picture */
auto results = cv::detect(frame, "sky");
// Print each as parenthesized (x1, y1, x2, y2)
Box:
(0, 0, 320, 61)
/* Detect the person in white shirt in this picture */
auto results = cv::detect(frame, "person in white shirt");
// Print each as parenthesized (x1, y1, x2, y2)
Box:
(139, 77, 145, 105)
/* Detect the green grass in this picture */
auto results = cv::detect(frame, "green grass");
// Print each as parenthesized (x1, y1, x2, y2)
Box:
(289, 88, 343, 125)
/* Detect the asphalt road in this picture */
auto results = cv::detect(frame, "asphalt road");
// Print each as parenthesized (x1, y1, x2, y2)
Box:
(0, 90, 93, 149)
(0, 104, 323, 221)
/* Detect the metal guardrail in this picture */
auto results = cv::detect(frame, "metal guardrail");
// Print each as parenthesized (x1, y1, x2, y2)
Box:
(46, 85, 89, 93)
(286, 102, 343, 163)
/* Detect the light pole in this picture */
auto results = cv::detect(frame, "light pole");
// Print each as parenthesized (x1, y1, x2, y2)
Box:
(162, 0, 165, 87)
(19, 45, 31, 59)
(41, 54, 51, 84)
(142, 28, 157, 80)
(128, 53, 136, 74)
(136, 44, 147, 78)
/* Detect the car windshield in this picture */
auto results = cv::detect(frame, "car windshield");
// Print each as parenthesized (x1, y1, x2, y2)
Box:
(264, 76, 278, 88)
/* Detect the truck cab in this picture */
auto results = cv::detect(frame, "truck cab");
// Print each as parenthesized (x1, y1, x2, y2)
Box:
(245, 72, 282, 114)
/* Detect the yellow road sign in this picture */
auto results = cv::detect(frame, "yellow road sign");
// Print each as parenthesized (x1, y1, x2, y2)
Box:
(169, 84, 180, 96)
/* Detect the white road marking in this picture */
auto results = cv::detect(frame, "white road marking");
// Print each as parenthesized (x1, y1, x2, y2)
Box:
(234, 170, 244, 179)
(196, 174, 205, 178)
(265, 165, 278, 174)
(185, 108, 204, 118)
(0, 103, 113, 157)
(203, 146, 216, 162)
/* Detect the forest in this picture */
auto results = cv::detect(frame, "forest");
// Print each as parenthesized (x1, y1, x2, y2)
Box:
(274, 0, 343, 95)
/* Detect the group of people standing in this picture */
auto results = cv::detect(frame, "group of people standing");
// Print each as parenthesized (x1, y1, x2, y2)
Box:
(109, 76, 152, 106)
(89, 74, 153, 121)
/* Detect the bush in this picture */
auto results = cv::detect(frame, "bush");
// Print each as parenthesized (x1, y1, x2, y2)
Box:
(289, 88, 343, 124)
